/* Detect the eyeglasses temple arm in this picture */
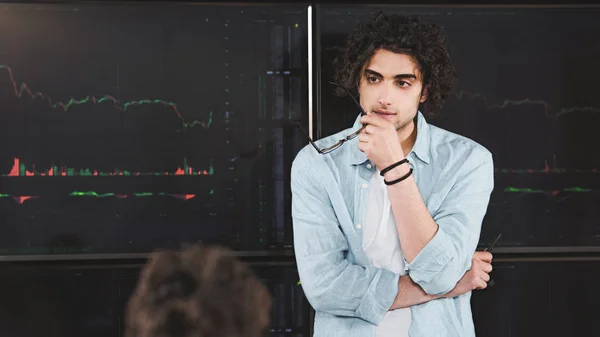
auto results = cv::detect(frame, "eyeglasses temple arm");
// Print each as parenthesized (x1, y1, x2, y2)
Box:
(328, 81, 368, 117)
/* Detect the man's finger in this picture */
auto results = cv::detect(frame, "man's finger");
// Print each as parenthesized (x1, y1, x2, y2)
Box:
(364, 124, 377, 134)
(480, 272, 490, 282)
(357, 142, 367, 153)
(477, 279, 488, 290)
(475, 251, 493, 263)
(360, 113, 389, 127)
(481, 262, 493, 273)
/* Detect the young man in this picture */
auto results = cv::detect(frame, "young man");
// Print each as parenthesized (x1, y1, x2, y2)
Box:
(291, 12, 494, 337)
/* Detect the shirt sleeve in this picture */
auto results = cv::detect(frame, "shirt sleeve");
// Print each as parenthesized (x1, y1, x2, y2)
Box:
(406, 148, 495, 295)
(291, 149, 399, 325)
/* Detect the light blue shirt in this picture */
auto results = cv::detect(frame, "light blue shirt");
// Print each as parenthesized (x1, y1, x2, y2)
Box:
(291, 111, 494, 337)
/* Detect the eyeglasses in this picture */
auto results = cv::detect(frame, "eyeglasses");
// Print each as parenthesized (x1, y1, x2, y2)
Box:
(295, 82, 367, 155)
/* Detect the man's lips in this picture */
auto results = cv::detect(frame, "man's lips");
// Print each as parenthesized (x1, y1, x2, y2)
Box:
(373, 110, 396, 115)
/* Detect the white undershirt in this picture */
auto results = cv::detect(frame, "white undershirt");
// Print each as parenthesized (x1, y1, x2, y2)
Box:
(362, 169, 411, 337)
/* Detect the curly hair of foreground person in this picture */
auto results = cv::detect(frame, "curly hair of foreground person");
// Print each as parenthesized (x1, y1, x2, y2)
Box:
(124, 245, 272, 337)
(332, 11, 457, 118)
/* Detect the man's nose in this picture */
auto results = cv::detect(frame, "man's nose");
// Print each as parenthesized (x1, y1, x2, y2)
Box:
(377, 86, 393, 107)
(377, 92, 392, 108)
(377, 97, 392, 106)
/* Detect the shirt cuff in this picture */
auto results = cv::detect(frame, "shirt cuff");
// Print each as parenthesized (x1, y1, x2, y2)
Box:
(354, 267, 399, 325)
(405, 227, 455, 294)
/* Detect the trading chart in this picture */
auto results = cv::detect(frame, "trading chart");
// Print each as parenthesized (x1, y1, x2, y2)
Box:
(0, 3, 309, 255)
(318, 6, 600, 248)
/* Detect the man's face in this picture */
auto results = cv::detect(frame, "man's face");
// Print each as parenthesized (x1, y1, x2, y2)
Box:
(358, 49, 428, 132)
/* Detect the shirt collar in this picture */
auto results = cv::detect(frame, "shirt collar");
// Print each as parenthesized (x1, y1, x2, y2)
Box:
(348, 110, 431, 166)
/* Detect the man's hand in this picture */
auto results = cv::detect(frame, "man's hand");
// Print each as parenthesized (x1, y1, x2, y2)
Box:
(357, 114, 405, 171)
(444, 251, 493, 298)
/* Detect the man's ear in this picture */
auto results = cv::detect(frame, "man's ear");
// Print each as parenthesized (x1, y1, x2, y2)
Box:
(419, 86, 429, 103)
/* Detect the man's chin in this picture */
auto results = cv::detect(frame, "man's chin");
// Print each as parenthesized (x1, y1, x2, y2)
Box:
(395, 119, 415, 132)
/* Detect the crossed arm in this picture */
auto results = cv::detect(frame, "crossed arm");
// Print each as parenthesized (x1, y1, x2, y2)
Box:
(383, 149, 495, 297)
(383, 149, 495, 307)
(290, 148, 494, 324)
(390, 250, 493, 309)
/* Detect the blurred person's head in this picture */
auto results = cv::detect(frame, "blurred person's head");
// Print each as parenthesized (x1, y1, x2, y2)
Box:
(124, 245, 272, 337)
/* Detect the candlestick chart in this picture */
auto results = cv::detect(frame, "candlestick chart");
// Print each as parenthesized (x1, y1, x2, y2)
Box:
(318, 6, 600, 248)
(0, 3, 309, 255)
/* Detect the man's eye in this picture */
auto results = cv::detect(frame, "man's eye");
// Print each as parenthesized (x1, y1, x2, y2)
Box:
(367, 76, 379, 83)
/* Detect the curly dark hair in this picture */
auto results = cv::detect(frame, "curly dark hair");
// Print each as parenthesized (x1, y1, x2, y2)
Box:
(124, 245, 272, 337)
(332, 12, 457, 118)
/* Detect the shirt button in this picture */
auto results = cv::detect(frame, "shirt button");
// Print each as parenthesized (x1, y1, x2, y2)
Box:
(355, 224, 362, 229)
(366, 164, 372, 169)
(361, 183, 368, 189)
